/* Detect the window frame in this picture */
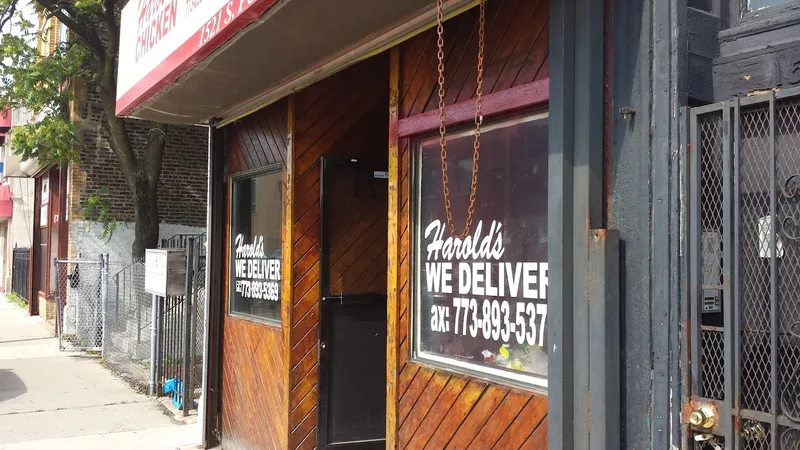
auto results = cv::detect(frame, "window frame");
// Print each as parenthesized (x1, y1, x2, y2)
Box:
(731, 0, 800, 26)
(250, 177, 257, 216)
(227, 163, 283, 326)
(409, 109, 550, 393)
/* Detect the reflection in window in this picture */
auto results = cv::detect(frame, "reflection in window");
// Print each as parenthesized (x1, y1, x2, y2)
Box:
(748, 0, 791, 12)
(229, 168, 282, 322)
(688, 0, 713, 12)
(412, 112, 549, 389)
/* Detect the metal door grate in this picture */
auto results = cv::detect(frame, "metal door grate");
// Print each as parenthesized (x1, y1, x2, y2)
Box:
(690, 87, 800, 449)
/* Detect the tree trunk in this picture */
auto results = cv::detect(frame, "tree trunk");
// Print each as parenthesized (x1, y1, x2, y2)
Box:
(130, 124, 168, 260)
(131, 171, 160, 260)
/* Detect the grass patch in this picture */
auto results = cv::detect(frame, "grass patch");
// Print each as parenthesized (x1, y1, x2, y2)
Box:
(6, 292, 28, 309)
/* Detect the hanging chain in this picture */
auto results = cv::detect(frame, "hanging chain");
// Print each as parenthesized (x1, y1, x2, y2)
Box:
(437, 0, 486, 240)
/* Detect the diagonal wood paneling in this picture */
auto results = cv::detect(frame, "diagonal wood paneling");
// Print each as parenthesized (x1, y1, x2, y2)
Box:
(228, 99, 288, 173)
(290, 54, 390, 449)
(389, 0, 550, 448)
(220, 99, 289, 450)
(400, 0, 549, 119)
(220, 318, 287, 450)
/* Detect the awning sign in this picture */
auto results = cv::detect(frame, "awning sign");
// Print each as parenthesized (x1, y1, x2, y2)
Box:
(116, 0, 278, 115)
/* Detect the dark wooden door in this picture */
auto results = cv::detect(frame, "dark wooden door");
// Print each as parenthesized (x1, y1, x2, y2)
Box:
(317, 158, 389, 449)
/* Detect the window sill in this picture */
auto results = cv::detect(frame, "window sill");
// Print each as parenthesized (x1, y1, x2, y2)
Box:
(226, 311, 281, 328)
(405, 357, 548, 396)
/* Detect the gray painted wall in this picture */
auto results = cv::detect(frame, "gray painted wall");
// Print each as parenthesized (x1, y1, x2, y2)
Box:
(611, 0, 688, 448)
(1, 177, 35, 291)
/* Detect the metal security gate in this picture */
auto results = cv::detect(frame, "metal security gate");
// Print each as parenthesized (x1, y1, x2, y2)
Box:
(154, 238, 205, 414)
(11, 247, 30, 302)
(689, 88, 800, 449)
(55, 256, 108, 352)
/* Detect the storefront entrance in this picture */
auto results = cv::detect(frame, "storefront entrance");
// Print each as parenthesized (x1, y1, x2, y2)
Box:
(318, 157, 388, 449)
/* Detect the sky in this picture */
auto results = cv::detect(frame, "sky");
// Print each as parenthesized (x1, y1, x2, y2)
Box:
(7, 0, 36, 41)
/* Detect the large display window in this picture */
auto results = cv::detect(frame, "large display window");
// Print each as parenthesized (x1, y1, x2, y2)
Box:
(412, 112, 549, 389)
(229, 166, 283, 323)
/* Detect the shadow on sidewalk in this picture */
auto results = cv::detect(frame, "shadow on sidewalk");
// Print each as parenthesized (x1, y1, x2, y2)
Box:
(0, 368, 26, 403)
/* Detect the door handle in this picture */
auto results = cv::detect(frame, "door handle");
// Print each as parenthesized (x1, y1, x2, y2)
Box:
(687, 404, 717, 429)
(740, 421, 766, 442)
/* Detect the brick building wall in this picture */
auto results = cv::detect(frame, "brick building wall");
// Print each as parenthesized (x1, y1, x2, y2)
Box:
(66, 80, 208, 264)
(73, 83, 208, 226)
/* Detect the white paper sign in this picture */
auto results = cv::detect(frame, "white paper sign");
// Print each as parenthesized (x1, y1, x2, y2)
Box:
(145, 249, 168, 296)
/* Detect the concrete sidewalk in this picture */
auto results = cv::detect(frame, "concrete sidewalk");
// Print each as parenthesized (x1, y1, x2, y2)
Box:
(0, 295, 199, 450)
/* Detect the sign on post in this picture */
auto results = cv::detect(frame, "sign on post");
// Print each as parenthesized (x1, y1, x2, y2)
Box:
(145, 249, 186, 297)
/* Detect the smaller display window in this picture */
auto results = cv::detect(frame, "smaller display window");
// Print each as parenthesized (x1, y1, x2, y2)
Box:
(228, 166, 283, 323)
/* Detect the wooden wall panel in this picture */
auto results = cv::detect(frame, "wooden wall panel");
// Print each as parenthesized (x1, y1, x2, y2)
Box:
(326, 168, 388, 296)
(400, 0, 549, 119)
(220, 318, 287, 450)
(389, 0, 549, 448)
(220, 99, 289, 450)
(227, 99, 288, 173)
(289, 55, 390, 449)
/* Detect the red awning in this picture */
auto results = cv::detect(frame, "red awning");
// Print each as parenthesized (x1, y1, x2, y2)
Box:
(0, 185, 13, 220)
(0, 110, 11, 132)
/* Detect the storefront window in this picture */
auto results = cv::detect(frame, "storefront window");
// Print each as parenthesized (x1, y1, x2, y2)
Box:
(747, 0, 791, 13)
(412, 112, 549, 389)
(229, 167, 282, 323)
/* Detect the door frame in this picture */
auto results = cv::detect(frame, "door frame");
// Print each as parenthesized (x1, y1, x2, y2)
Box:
(317, 156, 389, 449)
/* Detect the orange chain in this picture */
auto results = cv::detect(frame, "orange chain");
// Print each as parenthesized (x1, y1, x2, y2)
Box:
(436, 0, 486, 240)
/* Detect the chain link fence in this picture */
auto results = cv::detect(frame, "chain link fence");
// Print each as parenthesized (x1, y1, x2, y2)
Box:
(104, 259, 152, 392)
(194, 253, 205, 392)
(55, 256, 107, 353)
(52, 234, 206, 411)
(102, 235, 206, 409)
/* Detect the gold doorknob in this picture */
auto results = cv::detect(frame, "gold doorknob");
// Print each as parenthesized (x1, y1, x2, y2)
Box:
(688, 405, 717, 428)
(740, 421, 766, 441)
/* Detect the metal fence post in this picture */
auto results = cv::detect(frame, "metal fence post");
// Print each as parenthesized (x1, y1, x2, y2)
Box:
(189, 238, 201, 411)
(55, 259, 62, 351)
(156, 298, 164, 394)
(149, 293, 158, 396)
(182, 239, 195, 415)
(101, 254, 109, 358)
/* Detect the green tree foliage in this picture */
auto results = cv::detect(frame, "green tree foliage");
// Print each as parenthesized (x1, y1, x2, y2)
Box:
(0, 17, 84, 163)
(0, 0, 170, 259)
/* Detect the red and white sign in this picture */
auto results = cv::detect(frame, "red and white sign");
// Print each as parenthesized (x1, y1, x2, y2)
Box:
(116, 0, 279, 116)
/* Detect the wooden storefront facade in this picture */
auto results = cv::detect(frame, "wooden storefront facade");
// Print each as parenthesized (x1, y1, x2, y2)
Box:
(117, 0, 662, 446)
(207, 1, 552, 448)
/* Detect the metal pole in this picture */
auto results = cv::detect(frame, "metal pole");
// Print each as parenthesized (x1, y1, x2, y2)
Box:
(187, 239, 200, 413)
(74, 261, 79, 347)
(182, 240, 195, 415)
(149, 293, 158, 396)
(769, 91, 778, 449)
(722, 102, 734, 441)
(101, 254, 108, 358)
(689, 109, 701, 395)
(732, 99, 742, 450)
(115, 272, 121, 338)
(55, 259, 62, 351)
(156, 298, 164, 393)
